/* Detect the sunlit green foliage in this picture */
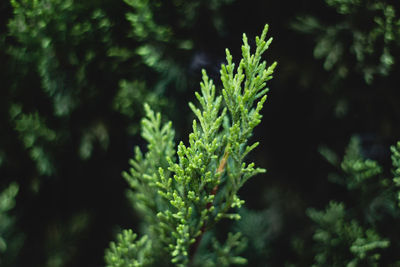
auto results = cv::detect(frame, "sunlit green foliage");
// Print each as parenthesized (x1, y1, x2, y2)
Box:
(106, 24, 276, 266)
(2, 0, 239, 265)
(2, 0, 400, 266)
(105, 229, 154, 267)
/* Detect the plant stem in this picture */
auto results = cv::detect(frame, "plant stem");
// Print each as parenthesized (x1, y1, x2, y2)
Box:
(188, 147, 230, 264)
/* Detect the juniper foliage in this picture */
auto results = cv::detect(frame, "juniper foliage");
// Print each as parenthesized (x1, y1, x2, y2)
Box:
(8, 0, 114, 117)
(0, 183, 21, 266)
(340, 136, 383, 190)
(309, 136, 400, 266)
(105, 24, 276, 266)
(2, 0, 240, 265)
(391, 141, 400, 206)
(308, 201, 389, 266)
(293, 0, 400, 84)
(112, 0, 237, 134)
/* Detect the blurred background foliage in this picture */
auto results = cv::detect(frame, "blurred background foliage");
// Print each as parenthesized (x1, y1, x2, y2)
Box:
(0, 0, 400, 266)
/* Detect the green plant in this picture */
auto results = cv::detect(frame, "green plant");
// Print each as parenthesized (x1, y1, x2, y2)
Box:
(105, 24, 276, 266)
(391, 141, 400, 206)
(308, 201, 389, 267)
(308, 136, 400, 266)
(293, 0, 400, 84)
(111, 0, 237, 134)
(0, 183, 22, 266)
(2, 0, 240, 265)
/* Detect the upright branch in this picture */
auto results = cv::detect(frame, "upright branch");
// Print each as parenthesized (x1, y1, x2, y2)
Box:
(106, 24, 277, 267)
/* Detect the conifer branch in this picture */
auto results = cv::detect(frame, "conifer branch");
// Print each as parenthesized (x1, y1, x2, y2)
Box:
(106, 24, 276, 266)
(189, 147, 230, 264)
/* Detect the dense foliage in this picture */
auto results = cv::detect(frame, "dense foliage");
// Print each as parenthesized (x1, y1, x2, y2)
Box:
(105, 25, 275, 266)
(1, 0, 399, 266)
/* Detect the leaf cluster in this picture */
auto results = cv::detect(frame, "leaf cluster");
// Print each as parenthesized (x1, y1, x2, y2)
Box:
(0, 183, 21, 266)
(309, 136, 400, 266)
(308, 201, 389, 267)
(106, 24, 276, 266)
(293, 0, 400, 84)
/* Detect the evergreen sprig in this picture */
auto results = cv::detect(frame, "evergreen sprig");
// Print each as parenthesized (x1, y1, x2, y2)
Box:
(105, 229, 154, 267)
(106, 24, 276, 266)
(391, 141, 400, 206)
(293, 0, 400, 83)
(308, 201, 389, 267)
(340, 136, 383, 190)
(308, 137, 400, 266)
(123, 103, 175, 233)
(0, 183, 20, 264)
